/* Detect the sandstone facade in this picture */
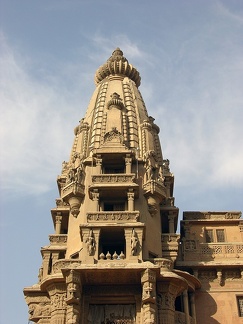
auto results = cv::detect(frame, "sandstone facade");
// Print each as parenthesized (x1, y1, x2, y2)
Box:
(24, 49, 243, 324)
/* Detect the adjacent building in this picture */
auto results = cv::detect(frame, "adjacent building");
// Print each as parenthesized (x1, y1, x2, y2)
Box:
(24, 48, 243, 324)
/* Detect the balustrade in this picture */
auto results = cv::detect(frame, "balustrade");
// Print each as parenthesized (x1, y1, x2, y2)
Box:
(86, 211, 140, 223)
(99, 251, 125, 260)
(49, 234, 67, 245)
(92, 174, 136, 184)
(200, 243, 243, 258)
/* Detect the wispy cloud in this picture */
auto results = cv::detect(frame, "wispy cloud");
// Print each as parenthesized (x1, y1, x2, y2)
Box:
(215, 0, 243, 24)
(0, 34, 84, 196)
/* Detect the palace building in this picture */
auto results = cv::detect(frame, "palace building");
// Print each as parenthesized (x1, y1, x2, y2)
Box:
(24, 48, 243, 324)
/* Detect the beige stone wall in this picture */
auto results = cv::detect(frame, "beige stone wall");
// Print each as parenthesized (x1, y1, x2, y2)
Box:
(195, 290, 243, 324)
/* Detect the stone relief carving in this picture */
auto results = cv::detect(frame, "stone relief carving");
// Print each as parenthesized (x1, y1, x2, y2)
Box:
(131, 229, 139, 256)
(104, 127, 124, 144)
(86, 229, 95, 256)
(52, 260, 82, 274)
(29, 302, 51, 318)
(107, 92, 125, 110)
(51, 293, 66, 309)
(144, 150, 158, 182)
(87, 211, 139, 223)
(162, 159, 170, 174)
(65, 160, 85, 186)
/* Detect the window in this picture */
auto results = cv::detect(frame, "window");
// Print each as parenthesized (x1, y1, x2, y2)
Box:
(205, 230, 214, 243)
(216, 229, 225, 242)
(99, 228, 125, 258)
(237, 296, 243, 317)
(205, 229, 226, 243)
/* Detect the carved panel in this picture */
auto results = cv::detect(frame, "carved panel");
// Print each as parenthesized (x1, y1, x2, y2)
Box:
(52, 260, 82, 274)
(92, 174, 136, 184)
(49, 234, 67, 245)
(183, 211, 241, 220)
(86, 211, 139, 223)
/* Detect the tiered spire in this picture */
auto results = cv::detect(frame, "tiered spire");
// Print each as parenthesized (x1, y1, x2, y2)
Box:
(94, 48, 141, 87)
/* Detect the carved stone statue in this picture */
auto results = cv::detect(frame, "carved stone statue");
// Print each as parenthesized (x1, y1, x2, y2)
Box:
(67, 168, 75, 184)
(86, 230, 95, 256)
(75, 162, 84, 184)
(131, 229, 139, 255)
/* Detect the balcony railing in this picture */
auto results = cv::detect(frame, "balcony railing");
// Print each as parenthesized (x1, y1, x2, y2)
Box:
(182, 242, 243, 261)
(86, 211, 140, 223)
(92, 174, 136, 184)
(49, 234, 67, 245)
(200, 243, 243, 258)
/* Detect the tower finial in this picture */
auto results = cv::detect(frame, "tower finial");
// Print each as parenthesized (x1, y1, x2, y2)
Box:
(94, 48, 141, 87)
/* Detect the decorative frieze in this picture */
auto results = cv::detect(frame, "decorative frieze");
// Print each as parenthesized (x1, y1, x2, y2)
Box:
(86, 211, 140, 223)
(52, 260, 82, 274)
(92, 174, 136, 184)
(200, 243, 243, 257)
(161, 234, 180, 244)
(49, 234, 67, 245)
(153, 258, 173, 272)
(183, 211, 241, 220)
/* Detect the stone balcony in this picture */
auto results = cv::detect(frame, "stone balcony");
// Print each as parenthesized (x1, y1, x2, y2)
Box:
(49, 234, 67, 245)
(143, 179, 166, 201)
(89, 173, 139, 198)
(86, 211, 140, 223)
(161, 234, 180, 261)
(61, 181, 85, 200)
(200, 243, 243, 258)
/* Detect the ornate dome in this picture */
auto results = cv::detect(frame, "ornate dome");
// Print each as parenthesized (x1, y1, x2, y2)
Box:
(94, 48, 141, 87)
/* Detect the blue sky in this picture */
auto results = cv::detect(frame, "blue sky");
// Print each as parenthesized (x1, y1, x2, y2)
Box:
(1, 0, 243, 322)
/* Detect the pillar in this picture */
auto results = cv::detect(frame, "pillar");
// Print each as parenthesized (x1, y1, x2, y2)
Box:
(141, 269, 157, 323)
(42, 251, 51, 278)
(157, 282, 178, 324)
(168, 213, 175, 234)
(127, 189, 135, 211)
(183, 290, 190, 324)
(65, 270, 82, 324)
(125, 156, 132, 173)
(55, 212, 62, 234)
(189, 292, 197, 322)
(96, 157, 102, 174)
(47, 283, 67, 324)
(91, 189, 99, 211)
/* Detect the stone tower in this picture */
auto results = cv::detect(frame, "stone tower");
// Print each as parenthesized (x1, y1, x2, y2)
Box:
(24, 49, 200, 324)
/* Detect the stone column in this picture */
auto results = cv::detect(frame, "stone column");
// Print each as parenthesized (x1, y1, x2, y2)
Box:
(189, 292, 196, 323)
(51, 252, 60, 274)
(125, 156, 132, 173)
(183, 290, 190, 324)
(127, 189, 135, 211)
(47, 283, 67, 324)
(55, 213, 62, 234)
(141, 269, 157, 323)
(65, 270, 82, 324)
(164, 181, 171, 197)
(42, 251, 51, 278)
(168, 213, 175, 234)
(96, 158, 102, 174)
(157, 282, 178, 324)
